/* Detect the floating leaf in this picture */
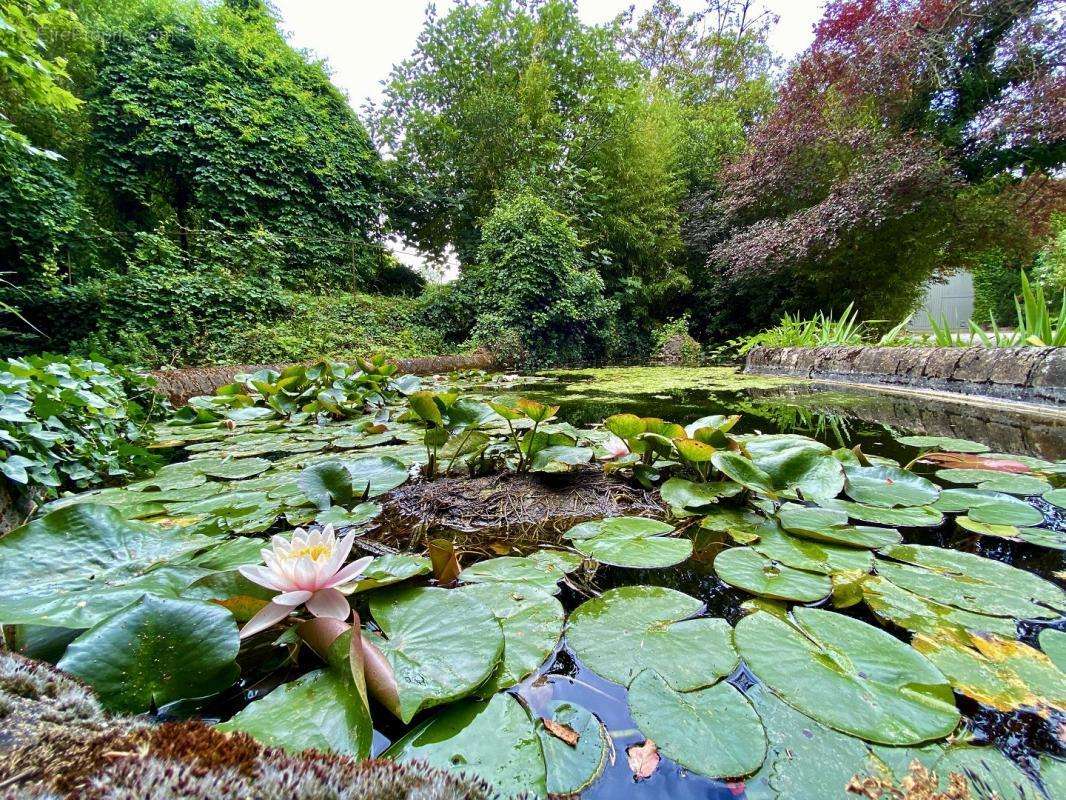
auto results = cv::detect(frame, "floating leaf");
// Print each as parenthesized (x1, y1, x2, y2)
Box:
(976, 473, 1053, 496)
(365, 586, 503, 722)
(745, 434, 844, 500)
(0, 504, 218, 627)
(1040, 628, 1066, 671)
(457, 582, 564, 693)
(314, 502, 381, 528)
(349, 553, 431, 594)
(385, 692, 547, 798)
(934, 746, 1043, 800)
(1042, 488, 1066, 509)
(537, 700, 610, 796)
(628, 669, 766, 778)
(566, 585, 736, 690)
(58, 596, 239, 713)
(458, 550, 581, 594)
(877, 544, 1065, 620)
(817, 498, 943, 528)
(530, 445, 593, 472)
(1017, 527, 1066, 550)
(196, 456, 272, 480)
(779, 502, 902, 548)
(341, 454, 409, 497)
(712, 452, 776, 495)
(750, 524, 873, 575)
(735, 609, 959, 745)
(627, 739, 660, 781)
(955, 516, 1022, 539)
(660, 478, 742, 513)
(861, 575, 1017, 638)
(713, 547, 831, 602)
(895, 436, 990, 454)
(564, 516, 691, 568)
(298, 461, 355, 510)
(844, 466, 939, 508)
(913, 629, 1065, 715)
(936, 468, 1031, 485)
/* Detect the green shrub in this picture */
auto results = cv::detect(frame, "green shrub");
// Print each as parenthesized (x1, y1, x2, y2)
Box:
(209, 291, 450, 366)
(1034, 213, 1066, 296)
(0, 354, 158, 502)
(972, 251, 1021, 325)
(461, 193, 616, 367)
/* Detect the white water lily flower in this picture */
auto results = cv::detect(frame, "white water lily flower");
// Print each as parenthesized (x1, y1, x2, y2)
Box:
(603, 434, 629, 459)
(237, 524, 373, 639)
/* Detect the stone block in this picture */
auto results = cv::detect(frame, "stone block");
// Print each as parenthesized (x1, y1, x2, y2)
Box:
(988, 348, 1048, 386)
(951, 348, 996, 383)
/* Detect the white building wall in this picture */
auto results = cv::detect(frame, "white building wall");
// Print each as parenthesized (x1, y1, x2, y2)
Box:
(909, 271, 974, 331)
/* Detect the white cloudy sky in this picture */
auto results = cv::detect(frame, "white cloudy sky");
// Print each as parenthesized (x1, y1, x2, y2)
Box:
(271, 0, 826, 111)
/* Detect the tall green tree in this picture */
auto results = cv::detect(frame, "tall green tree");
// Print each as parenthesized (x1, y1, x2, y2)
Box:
(371, 0, 685, 319)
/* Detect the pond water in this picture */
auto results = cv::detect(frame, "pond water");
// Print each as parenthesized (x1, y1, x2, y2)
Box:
(8, 365, 1065, 799)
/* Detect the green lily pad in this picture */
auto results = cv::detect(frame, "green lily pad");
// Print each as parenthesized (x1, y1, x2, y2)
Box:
(530, 445, 593, 472)
(628, 669, 766, 778)
(349, 553, 431, 594)
(196, 456, 272, 480)
(934, 488, 1044, 528)
(366, 586, 503, 722)
(298, 461, 356, 510)
(218, 666, 372, 758)
(878, 544, 1065, 620)
(0, 504, 218, 627)
(563, 516, 691, 569)
(735, 609, 960, 745)
(537, 700, 610, 796)
(912, 629, 1065, 714)
(1017, 527, 1066, 549)
(660, 478, 743, 513)
(894, 435, 990, 454)
(314, 502, 381, 528)
(934, 746, 1042, 800)
(844, 466, 939, 508)
(750, 525, 873, 575)
(778, 502, 902, 548)
(457, 582, 564, 693)
(185, 537, 264, 571)
(566, 586, 736, 690)
(955, 516, 1021, 538)
(977, 474, 1053, 496)
(385, 692, 547, 798)
(341, 454, 409, 497)
(458, 550, 582, 594)
(58, 596, 239, 713)
(744, 434, 843, 501)
(861, 575, 1017, 638)
(817, 498, 943, 527)
(1039, 628, 1066, 671)
(698, 507, 766, 540)
(714, 547, 831, 602)
(1043, 488, 1066, 509)
(712, 451, 776, 495)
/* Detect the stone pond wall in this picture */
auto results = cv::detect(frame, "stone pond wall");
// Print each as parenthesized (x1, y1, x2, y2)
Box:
(744, 346, 1066, 405)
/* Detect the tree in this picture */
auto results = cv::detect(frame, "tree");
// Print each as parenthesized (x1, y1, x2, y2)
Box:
(85, 0, 385, 290)
(686, 0, 1065, 335)
(370, 0, 685, 314)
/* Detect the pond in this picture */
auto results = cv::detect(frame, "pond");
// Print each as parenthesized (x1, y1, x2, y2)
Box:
(2, 365, 1063, 799)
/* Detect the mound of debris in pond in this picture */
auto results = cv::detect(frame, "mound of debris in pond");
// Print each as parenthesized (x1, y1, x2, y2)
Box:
(368, 468, 664, 555)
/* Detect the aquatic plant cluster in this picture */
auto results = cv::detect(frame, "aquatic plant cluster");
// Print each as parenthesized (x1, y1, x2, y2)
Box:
(0, 363, 1064, 798)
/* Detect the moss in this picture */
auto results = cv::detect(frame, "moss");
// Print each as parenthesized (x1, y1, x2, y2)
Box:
(0, 653, 502, 800)
(535, 366, 799, 397)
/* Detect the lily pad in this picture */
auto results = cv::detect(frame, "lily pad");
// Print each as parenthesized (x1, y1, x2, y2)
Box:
(817, 498, 943, 528)
(934, 488, 1044, 527)
(779, 502, 902, 548)
(913, 629, 1065, 714)
(298, 461, 356, 510)
(1042, 488, 1066, 509)
(712, 452, 776, 495)
(349, 553, 431, 594)
(314, 502, 381, 528)
(0, 504, 218, 627)
(844, 466, 939, 508)
(750, 524, 873, 575)
(58, 596, 239, 713)
(861, 575, 1017, 638)
(1040, 628, 1066, 671)
(895, 436, 990, 454)
(385, 692, 547, 798)
(563, 516, 692, 569)
(714, 547, 831, 602)
(341, 454, 409, 497)
(458, 550, 581, 594)
(660, 478, 743, 513)
(1017, 527, 1066, 550)
(735, 609, 960, 745)
(627, 669, 766, 778)
(566, 585, 737, 690)
(218, 667, 372, 757)
(876, 544, 1065, 620)
(976, 474, 1053, 496)
(457, 582, 564, 693)
(536, 700, 610, 796)
(955, 516, 1022, 538)
(366, 586, 503, 722)
(744, 434, 844, 501)
(935, 746, 1042, 800)
(195, 456, 272, 480)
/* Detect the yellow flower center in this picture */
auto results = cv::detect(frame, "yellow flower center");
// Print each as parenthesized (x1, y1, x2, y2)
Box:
(287, 543, 333, 562)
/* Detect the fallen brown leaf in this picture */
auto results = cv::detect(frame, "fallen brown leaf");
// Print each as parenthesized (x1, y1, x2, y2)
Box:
(427, 538, 462, 584)
(627, 739, 660, 781)
(540, 718, 580, 747)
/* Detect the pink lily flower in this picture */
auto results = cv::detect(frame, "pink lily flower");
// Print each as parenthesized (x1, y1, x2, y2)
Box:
(603, 434, 630, 460)
(237, 524, 374, 639)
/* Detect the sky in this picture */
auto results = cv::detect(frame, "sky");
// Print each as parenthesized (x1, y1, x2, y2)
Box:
(268, 0, 827, 278)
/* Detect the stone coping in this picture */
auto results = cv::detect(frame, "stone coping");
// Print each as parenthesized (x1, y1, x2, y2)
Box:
(744, 346, 1066, 405)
